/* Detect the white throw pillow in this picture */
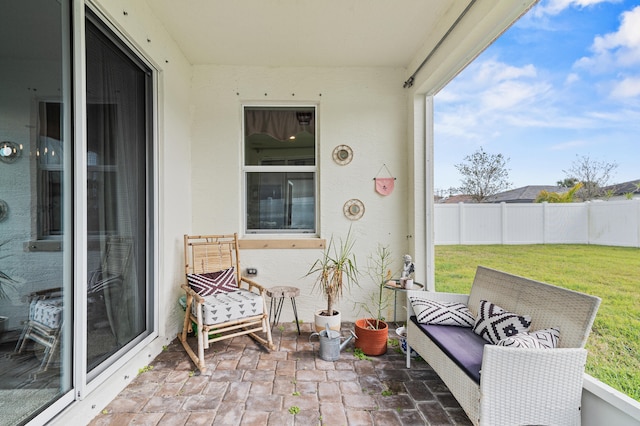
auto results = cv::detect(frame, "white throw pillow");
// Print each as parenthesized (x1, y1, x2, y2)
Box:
(497, 327, 560, 349)
(409, 297, 475, 327)
(473, 300, 532, 344)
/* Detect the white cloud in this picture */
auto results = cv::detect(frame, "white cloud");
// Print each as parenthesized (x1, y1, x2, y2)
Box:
(576, 6, 640, 71)
(593, 6, 640, 66)
(481, 80, 551, 111)
(550, 139, 589, 150)
(441, 59, 551, 113)
(475, 61, 537, 84)
(533, 0, 621, 17)
(436, 58, 560, 141)
(439, 59, 540, 100)
(611, 76, 640, 98)
(565, 73, 580, 85)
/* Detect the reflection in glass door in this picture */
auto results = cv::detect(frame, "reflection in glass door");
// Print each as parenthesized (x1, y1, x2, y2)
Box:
(0, 1, 72, 424)
(84, 12, 154, 374)
(0, 2, 155, 423)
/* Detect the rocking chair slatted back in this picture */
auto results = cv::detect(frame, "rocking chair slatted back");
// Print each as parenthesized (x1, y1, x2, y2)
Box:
(185, 234, 241, 282)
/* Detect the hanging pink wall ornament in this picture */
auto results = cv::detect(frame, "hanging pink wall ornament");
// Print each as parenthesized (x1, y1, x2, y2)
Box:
(375, 177, 395, 196)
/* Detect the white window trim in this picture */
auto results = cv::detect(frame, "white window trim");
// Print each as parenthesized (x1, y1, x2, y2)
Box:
(241, 103, 319, 237)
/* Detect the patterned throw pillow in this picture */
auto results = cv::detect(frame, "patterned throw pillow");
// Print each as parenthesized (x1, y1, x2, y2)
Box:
(473, 300, 532, 344)
(497, 327, 560, 349)
(409, 297, 475, 327)
(187, 267, 238, 296)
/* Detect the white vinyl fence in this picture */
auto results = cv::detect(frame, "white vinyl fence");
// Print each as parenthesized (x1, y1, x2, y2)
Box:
(435, 199, 640, 248)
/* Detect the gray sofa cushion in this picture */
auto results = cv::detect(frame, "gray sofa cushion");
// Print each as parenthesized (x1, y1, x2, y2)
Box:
(410, 316, 488, 384)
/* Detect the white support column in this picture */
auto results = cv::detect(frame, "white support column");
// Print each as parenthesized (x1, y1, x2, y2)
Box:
(424, 95, 435, 292)
(407, 93, 430, 292)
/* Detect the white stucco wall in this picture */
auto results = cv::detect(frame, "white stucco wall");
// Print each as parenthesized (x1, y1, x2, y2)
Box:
(189, 65, 413, 324)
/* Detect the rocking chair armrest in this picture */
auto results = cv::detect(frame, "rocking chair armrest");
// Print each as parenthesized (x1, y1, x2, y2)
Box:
(181, 284, 205, 304)
(240, 276, 267, 295)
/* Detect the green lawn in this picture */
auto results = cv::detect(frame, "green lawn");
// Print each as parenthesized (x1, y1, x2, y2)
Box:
(435, 244, 640, 402)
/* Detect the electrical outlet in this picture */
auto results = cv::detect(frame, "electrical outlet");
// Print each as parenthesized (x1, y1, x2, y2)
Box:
(246, 268, 257, 276)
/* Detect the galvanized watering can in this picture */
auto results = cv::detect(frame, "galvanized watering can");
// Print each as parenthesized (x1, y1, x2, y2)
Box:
(309, 323, 356, 361)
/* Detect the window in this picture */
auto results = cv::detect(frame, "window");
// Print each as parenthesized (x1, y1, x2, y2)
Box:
(244, 106, 317, 234)
(37, 102, 64, 238)
(37, 102, 121, 238)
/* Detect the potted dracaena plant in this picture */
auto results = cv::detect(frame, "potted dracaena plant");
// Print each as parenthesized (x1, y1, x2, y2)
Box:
(354, 244, 393, 356)
(306, 227, 358, 332)
(0, 270, 21, 337)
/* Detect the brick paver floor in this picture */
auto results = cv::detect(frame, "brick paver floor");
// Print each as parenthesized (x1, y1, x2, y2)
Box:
(89, 322, 472, 425)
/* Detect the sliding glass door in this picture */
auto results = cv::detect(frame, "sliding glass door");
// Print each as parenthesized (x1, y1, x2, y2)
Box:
(0, 2, 155, 423)
(85, 11, 154, 376)
(0, 1, 73, 424)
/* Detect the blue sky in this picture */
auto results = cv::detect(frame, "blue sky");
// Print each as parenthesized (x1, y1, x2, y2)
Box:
(434, 0, 640, 194)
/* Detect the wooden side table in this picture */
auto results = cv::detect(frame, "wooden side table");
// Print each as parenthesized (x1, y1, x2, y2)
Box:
(266, 286, 301, 335)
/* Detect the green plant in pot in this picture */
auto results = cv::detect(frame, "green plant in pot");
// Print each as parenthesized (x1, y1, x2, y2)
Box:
(0, 270, 21, 336)
(354, 244, 393, 356)
(306, 227, 358, 332)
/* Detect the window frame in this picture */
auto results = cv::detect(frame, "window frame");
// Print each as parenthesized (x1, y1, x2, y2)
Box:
(242, 104, 319, 236)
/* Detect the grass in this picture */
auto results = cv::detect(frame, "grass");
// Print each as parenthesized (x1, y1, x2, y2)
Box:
(435, 244, 640, 402)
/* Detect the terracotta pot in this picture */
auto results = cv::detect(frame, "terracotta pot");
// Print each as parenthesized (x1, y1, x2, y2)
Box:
(314, 309, 341, 332)
(354, 318, 388, 356)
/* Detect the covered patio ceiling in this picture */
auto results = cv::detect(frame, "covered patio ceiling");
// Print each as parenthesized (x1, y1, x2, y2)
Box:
(145, 0, 538, 91)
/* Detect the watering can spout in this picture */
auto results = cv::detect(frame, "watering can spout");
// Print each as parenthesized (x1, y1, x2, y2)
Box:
(340, 330, 357, 351)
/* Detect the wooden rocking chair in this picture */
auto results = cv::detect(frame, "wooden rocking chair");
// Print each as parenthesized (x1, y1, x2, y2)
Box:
(180, 233, 274, 372)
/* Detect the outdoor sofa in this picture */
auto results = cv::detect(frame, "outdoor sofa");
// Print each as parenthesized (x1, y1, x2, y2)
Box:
(406, 266, 601, 426)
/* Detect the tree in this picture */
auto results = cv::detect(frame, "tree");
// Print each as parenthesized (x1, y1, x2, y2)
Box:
(562, 155, 618, 201)
(556, 177, 578, 188)
(535, 182, 583, 203)
(455, 147, 511, 202)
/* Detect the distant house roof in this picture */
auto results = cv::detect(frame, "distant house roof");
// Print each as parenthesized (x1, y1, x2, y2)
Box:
(485, 186, 565, 203)
(440, 194, 477, 204)
(602, 179, 640, 196)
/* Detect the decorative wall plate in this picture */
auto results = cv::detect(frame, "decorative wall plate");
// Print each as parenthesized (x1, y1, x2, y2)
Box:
(343, 198, 365, 220)
(332, 145, 353, 165)
(0, 141, 21, 164)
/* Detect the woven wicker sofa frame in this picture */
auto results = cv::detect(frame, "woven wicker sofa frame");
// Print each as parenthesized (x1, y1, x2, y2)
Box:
(406, 266, 601, 426)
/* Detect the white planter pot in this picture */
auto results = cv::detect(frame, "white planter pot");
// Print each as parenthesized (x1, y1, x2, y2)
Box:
(314, 309, 341, 332)
(395, 326, 418, 358)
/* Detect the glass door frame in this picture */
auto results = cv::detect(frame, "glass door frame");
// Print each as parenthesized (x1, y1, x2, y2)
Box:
(70, 0, 160, 402)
